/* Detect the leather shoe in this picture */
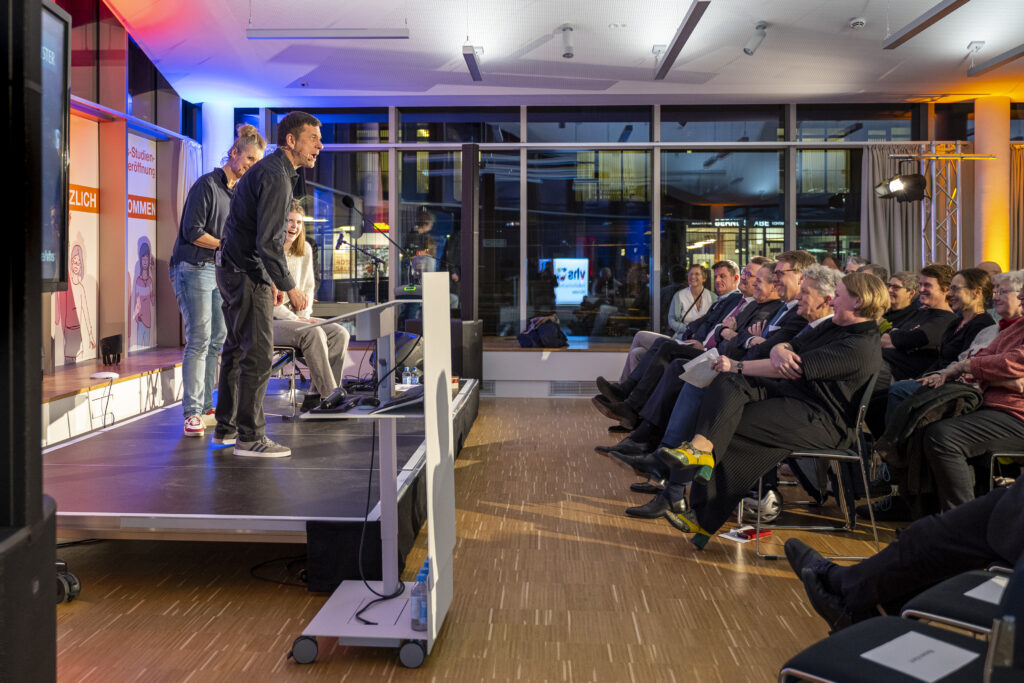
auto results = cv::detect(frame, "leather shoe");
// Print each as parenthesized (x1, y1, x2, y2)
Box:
(784, 539, 832, 579)
(629, 481, 663, 494)
(626, 493, 685, 518)
(596, 376, 627, 402)
(800, 568, 852, 633)
(611, 451, 666, 480)
(595, 437, 648, 455)
(591, 396, 640, 430)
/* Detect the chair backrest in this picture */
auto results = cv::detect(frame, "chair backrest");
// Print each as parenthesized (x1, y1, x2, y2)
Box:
(845, 370, 880, 454)
(985, 549, 1024, 680)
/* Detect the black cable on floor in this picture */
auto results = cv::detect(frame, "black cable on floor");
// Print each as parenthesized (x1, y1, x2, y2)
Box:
(250, 553, 309, 588)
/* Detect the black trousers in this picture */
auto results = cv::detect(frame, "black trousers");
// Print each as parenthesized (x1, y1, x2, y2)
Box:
(624, 341, 701, 412)
(922, 408, 1024, 510)
(835, 483, 1021, 619)
(689, 374, 841, 533)
(638, 358, 687, 429)
(215, 268, 274, 442)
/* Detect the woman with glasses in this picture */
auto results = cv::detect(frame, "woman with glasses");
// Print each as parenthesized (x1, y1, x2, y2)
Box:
(882, 271, 919, 330)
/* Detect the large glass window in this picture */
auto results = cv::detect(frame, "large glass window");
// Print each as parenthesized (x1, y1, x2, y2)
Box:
(479, 152, 521, 336)
(1012, 103, 1024, 142)
(398, 150, 462, 321)
(660, 150, 783, 330)
(527, 150, 651, 340)
(305, 151, 389, 303)
(796, 149, 862, 265)
(527, 107, 651, 143)
(797, 104, 915, 142)
(269, 108, 388, 144)
(399, 108, 520, 143)
(660, 105, 783, 143)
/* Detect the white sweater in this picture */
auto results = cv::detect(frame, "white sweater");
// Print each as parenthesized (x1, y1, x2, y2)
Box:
(273, 250, 315, 320)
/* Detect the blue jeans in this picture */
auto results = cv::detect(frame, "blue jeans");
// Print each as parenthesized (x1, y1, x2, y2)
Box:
(885, 379, 923, 428)
(660, 382, 705, 502)
(170, 262, 226, 418)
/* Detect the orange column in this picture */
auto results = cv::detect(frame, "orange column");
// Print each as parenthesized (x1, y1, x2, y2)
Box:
(973, 96, 1010, 270)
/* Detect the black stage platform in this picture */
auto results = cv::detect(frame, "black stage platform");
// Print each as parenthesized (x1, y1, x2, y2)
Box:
(43, 380, 479, 547)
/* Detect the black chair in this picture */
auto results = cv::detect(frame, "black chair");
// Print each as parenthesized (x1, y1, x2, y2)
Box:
(778, 551, 1024, 682)
(901, 569, 1009, 636)
(989, 451, 1024, 490)
(755, 372, 881, 560)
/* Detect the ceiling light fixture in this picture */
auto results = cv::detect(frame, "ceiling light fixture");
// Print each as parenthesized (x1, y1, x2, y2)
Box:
(968, 41, 1024, 77)
(654, 0, 711, 80)
(462, 44, 483, 81)
(882, 0, 971, 49)
(743, 21, 768, 56)
(246, 28, 410, 39)
(559, 24, 575, 59)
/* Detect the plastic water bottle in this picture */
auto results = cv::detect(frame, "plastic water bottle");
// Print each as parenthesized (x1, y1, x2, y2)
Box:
(411, 570, 427, 631)
(410, 367, 420, 385)
(402, 367, 412, 385)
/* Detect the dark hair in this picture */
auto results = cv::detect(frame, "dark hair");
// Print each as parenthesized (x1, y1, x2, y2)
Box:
(920, 263, 955, 290)
(858, 263, 889, 284)
(711, 259, 739, 277)
(277, 111, 322, 148)
(669, 264, 688, 284)
(955, 267, 994, 304)
(749, 255, 771, 267)
(415, 209, 434, 228)
(777, 249, 816, 273)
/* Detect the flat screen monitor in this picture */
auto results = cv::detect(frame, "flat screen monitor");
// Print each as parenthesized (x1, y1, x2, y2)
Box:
(40, 1, 71, 292)
(553, 258, 589, 306)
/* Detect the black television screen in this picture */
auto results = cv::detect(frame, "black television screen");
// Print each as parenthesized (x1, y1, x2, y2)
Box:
(40, 1, 71, 292)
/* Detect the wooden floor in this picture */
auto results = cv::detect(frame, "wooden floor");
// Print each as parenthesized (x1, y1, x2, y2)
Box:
(55, 397, 898, 682)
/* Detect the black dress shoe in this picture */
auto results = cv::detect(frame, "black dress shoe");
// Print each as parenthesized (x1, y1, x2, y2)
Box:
(800, 568, 852, 633)
(596, 376, 627, 402)
(629, 481, 663, 494)
(784, 539, 832, 579)
(626, 493, 686, 518)
(611, 451, 666, 480)
(608, 424, 631, 434)
(591, 396, 640, 430)
(595, 437, 648, 455)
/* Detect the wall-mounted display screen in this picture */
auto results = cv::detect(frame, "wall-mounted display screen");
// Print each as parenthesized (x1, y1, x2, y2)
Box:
(41, 2, 71, 292)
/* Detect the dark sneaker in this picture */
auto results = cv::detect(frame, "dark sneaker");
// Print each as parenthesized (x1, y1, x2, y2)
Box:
(300, 393, 323, 413)
(212, 431, 237, 446)
(234, 437, 291, 458)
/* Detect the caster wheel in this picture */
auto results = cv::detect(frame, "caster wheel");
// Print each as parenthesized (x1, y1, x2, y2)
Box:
(56, 571, 81, 604)
(398, 640, 425, 668)
(289, 636, 318, 664)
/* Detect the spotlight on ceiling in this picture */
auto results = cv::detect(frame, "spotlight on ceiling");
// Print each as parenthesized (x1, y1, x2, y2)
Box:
(874, 173, 927, 202)
(560, 24, 575, 59)
(743, 21, 768, 56)
(462, 44, 483, 81)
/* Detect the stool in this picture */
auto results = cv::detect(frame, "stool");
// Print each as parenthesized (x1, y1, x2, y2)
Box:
(270, 345, 304, 419)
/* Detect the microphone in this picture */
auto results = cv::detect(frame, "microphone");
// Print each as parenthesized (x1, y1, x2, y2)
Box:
(341, 195, 407, 255)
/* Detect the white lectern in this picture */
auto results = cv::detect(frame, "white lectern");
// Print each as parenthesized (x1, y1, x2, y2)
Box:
(289, 272, 456, 668)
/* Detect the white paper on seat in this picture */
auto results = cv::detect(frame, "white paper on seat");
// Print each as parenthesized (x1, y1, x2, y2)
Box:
(963, 575, 1009, 605)
(680, 348, 719, 387)
(860, 631, 980, 682)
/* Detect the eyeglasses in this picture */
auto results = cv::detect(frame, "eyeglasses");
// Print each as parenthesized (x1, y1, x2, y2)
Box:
(887, 283, 905, 290)
(772, 268, 795, 279)
(741, 270, 755, 277)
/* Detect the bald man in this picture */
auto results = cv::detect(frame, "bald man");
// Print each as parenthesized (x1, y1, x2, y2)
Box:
(978, 261, 1002, 276)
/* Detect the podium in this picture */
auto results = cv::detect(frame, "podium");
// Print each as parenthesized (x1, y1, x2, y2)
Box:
(289, 272, 457, 668)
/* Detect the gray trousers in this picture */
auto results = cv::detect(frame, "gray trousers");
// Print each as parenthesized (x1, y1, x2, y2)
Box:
(272, 319, 350, 396)
(620, 331, 670, 382)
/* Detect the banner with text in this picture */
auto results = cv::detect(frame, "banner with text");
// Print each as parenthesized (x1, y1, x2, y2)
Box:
(126, 133, 157, 352)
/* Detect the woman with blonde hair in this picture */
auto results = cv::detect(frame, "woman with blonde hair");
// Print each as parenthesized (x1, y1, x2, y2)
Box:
(170, 123, 266, 438)
(273, 200, 351, 412)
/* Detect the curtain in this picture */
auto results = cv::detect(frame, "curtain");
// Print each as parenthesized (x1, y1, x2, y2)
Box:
(174, 138, 203, 224)
(861, 144, 925, 273)
(1012, 145, 1024, 270)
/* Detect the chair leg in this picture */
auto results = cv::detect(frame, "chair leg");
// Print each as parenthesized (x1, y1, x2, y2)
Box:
(858, 460, 880, 553)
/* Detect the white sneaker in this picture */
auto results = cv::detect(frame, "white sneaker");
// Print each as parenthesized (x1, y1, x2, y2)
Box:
(184, 415, 204, 437)
(201, 410, 217, 427)
(234, 437, 291, 458)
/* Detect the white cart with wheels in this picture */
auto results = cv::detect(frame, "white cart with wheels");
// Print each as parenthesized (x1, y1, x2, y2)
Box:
(290, 272, 457, 668)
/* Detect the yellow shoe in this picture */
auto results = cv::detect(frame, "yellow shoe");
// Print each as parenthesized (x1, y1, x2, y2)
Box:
(663, 508, 713, 550)
(654, 442, 715, 483)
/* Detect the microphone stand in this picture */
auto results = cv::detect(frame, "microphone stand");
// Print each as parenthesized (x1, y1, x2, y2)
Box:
(336, 234, 385, 305)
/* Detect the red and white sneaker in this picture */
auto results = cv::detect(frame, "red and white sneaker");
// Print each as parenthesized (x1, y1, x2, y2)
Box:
(201, 409, 217, 428)
(184, 415, 205, 437)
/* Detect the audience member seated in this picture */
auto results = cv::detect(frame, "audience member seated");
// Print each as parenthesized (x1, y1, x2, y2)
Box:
(883, 268, 996, 425)
(272, 201, 351, 412)
(843, 255, 868, 274)
(594, 261, 783, 430)
(784, 477, 1024, 632)
(857, 263, 888, 285)
(820, 254, 841, 271)
(611, 264, 841, 519)
(652, 272, 886, 549)
(616, 260, 744, 382)
(668, 264, 716, 336)
(881, 270, 920, 331)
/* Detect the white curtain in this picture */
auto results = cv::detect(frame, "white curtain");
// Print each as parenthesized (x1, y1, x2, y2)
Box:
(1012, 145, 1024, 270)
(860, 144, 924, 273)
(175, 139, 203, 224)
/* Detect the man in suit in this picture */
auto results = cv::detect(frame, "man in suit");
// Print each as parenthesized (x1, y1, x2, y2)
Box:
(786, 477, 1024, 632)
